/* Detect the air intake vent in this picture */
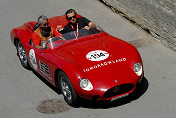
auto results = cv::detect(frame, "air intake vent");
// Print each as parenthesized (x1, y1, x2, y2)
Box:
(103, 84, 133, 99)
(39, 61, 50, 75)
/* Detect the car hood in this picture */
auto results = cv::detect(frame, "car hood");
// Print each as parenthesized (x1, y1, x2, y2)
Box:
(53, 35, 141, 88)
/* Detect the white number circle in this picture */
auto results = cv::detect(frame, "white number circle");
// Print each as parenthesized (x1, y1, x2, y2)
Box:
(29, 49, 38, 70)
(86, 50, 109, 61)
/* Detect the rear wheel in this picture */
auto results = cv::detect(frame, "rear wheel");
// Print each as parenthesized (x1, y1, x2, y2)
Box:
(16, 40, 30, 69)
(58, 71, 79, 107)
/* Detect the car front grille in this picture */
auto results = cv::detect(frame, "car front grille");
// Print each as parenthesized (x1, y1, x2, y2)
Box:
(103, 84, 134, 99)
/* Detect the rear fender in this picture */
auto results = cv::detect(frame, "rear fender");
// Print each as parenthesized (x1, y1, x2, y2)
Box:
(10, 26, 32, 47)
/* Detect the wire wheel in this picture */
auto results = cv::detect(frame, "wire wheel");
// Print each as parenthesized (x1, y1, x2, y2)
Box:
(16, 40, 30, 69)
(60, 76, 72, 101)
(58, 71, 78, 107)
(18, 41, 27, 63)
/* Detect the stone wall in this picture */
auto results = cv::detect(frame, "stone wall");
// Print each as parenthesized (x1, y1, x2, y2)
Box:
(101, 0, 176, 50)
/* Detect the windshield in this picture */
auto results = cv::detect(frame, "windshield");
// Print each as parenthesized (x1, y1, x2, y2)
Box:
(44, 27, 103, 50)
(43, 37, 64, 49)
(62, 27, 103, 40)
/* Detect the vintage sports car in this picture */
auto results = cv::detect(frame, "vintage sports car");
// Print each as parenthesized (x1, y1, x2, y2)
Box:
(10, 15, 143, 106)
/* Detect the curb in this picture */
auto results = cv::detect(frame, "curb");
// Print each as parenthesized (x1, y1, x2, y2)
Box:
(100, 0, 176, 51)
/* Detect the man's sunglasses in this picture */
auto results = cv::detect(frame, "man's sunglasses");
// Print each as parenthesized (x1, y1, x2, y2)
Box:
(68, 15, 77, 20)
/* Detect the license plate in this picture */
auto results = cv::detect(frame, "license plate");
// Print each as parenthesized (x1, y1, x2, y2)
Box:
(111, 94, 129, 101)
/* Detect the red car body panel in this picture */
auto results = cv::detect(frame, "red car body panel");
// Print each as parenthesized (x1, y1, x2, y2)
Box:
(10, 15, 143, 101)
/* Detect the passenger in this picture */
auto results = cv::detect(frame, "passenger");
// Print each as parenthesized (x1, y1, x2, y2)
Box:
(32, 15, 62, 49)
(57, 9, 96, 34)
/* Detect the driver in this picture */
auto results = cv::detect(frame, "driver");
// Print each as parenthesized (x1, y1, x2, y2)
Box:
(57, 9, 97, 34)
(32, 15, 62, 49)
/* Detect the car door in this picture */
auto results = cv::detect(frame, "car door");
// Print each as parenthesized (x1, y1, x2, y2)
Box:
(25, 42, 55, 84)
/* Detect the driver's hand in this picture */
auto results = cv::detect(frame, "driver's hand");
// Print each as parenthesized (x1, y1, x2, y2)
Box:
(42, 40, 49, 49)
(84, 26, 91, 30)
(56, 25, 63, 31)
(42, 42, 47, 49)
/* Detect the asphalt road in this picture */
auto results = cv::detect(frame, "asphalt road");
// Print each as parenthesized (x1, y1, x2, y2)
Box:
(1, 0, 176, 118)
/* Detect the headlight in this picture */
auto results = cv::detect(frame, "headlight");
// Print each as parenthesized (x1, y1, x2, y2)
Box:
(79, 78, 93, 91)
(134, 62, 143, 76)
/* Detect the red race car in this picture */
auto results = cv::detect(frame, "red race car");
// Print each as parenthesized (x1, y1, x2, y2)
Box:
(10, 15, 143, 106)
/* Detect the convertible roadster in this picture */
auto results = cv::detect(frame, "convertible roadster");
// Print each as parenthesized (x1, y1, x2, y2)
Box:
(10, 15, 143, 106)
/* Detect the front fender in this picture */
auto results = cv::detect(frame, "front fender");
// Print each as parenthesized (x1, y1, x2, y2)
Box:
(51, 53, 86, 95)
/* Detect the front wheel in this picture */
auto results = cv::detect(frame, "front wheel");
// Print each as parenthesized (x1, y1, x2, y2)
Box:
(16, 40, 30, 69)
(58, 71, 79, 107)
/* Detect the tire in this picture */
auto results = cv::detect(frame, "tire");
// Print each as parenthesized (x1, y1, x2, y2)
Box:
(16, 40, 30, 69)
(58, 71, 79, 107)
